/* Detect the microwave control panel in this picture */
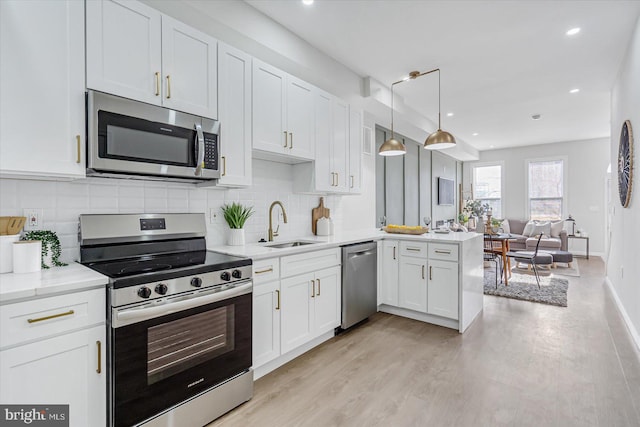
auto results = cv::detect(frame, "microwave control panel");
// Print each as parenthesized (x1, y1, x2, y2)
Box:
(203, 134, 218, 170)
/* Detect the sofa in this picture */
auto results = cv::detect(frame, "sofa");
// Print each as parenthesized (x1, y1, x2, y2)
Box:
(501, 219, 568, 252)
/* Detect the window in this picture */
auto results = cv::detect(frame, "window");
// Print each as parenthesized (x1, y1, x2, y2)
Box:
(528, 159, 564, 220)
(473, 164, 502, 218)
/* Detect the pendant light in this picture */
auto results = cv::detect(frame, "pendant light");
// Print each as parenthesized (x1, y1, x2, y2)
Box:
(378, 69, 456, 156)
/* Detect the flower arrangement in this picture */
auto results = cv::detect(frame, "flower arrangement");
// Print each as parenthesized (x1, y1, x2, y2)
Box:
(22, 230, 67, 269)
(221, 202, 254, 229)
(463, 199, 490, 217)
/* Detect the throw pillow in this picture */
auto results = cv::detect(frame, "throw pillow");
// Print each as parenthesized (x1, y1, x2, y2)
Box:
(522, 220, 536, 236)
(531, 221, 551, 237)
(501, 219, 511, 234)
(550, 220, 563, 237)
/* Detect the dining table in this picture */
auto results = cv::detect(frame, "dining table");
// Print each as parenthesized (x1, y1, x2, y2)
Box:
(484, 233, 517, 285)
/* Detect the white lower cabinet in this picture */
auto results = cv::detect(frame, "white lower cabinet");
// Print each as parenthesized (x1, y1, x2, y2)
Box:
(252, 280, 281, 368)
(380, 240, 399, 305)
(428, 259, 459, 320)
(311, 266, 341, 334)
(399, 256, 427, 313)
(0, 288, 106, 427)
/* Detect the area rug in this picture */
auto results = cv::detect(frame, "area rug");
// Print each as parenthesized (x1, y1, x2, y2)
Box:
(483, 267, 569, 307)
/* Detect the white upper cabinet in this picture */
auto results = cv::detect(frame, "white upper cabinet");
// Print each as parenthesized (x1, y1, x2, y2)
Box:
(217, 43, 252, 187)
(0, 0, 85, 179)
(310, 90, 333, 192)
(87, 0, 218, 119)
(331, 97, 350, 193)
(348, 108, 363, 194)
(252, 59, 315, 160)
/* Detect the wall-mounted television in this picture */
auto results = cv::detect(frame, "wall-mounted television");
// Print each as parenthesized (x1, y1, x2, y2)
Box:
(438, 177, 455, 206)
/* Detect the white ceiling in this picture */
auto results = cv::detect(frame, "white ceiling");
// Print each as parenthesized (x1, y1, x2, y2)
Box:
(245, 0, 640, 151)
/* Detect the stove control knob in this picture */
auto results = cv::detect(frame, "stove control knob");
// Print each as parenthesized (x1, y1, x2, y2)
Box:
(137, 286, 152, 299)
(220, 271, 231, 281)
(190, 277, 202, 288)
(232, 269, 242, 279)
(155, 283, 168, 295)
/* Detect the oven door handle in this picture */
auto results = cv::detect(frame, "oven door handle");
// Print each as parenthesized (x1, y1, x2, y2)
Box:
(113, 282, 252, 328)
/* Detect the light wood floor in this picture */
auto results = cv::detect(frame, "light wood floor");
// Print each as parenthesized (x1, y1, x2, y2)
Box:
(210, 258, 640, 426)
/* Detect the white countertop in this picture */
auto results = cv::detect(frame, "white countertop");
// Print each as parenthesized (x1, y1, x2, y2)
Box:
(0, 262, 108, 304)
(208, 228, 482, 260)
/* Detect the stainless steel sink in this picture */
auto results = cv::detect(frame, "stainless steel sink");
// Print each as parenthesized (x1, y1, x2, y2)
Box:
(264, 241, 318, 249)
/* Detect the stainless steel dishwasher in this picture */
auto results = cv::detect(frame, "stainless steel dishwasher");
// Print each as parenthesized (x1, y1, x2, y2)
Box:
(341, 241, 378, 330)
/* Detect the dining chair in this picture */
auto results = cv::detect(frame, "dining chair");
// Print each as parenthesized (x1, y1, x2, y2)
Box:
(483, 233, 502, 288)
(506, 233, 544, 288)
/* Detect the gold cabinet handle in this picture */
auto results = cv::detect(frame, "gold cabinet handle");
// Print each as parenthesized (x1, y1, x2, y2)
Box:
(96, 340, 102, 374)
(166, 75, 171, 99)
(289, 132, 293, 150)
(316, 278, 321, 296)
(222, 156, 227, 176)
(393, 247, 396, 260)
(429, 266, 433, 280)
(350, 175, 354, 189)
(275, 289, 281, 310)
(406, 247, 420, 252)
(76, 135, 81, 163)
(435, 250, 451, 254)
(336, 172, 339, 186)
(422, 265, 425, 280)
(311, 279, 315, 298)
(283, 131, 288, 148)
(255, 267, 273, 274)
(155, 72, 160, 96)
(27, 310, 74, 324)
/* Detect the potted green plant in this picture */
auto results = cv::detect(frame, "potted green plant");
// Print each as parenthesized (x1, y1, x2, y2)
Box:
(457, 212, 469, 226)
(490, 218, 503, 234)
(221, 202, 254, 246)
(22, 230, 67, 269)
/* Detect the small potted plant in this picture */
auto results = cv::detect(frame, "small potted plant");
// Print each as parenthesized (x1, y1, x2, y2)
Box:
(457, 212, 469, 226)
(221, 202, 254, 246)
(490, 218, 503, 234)
(22, 230, 67, 269)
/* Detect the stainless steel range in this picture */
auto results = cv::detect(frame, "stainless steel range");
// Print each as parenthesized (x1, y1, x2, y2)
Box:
(79, 213, 252, 427)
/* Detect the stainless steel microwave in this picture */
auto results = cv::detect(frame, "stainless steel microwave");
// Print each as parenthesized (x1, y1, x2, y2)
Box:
(87, 90, 220, 184)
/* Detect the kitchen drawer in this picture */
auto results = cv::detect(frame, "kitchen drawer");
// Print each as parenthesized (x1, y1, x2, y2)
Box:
(280, 248, 340, 279)
(428, 243, 459, 262)
(0, 288, 105, 349)
(253, 257, 280, 284)
(399, 241, 428, 258)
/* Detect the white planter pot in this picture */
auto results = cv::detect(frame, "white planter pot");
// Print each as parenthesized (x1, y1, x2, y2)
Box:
(228, 229, 245, 246)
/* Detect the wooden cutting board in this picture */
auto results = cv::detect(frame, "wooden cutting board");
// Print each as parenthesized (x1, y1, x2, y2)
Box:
(7, 217, 26, 235)
(311, 197, 330, 235)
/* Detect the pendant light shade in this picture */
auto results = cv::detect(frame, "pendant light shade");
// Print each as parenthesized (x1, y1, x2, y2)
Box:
(424, 128, 456, 150)
(379, 137, 406, 156)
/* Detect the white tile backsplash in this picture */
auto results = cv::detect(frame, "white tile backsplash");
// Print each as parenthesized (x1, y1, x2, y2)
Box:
(0, 160, 343, 263)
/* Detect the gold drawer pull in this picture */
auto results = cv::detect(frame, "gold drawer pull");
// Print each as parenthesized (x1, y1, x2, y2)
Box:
(350, 175, 354, 188)
(275, 290, 281, 310)
(406, 247, 421, 252)
(283, 131, 288, 148)
(289, 132, 293, 150)
(96, 340, 102, 374)
(255, 267, 273, 274)
(76, 135, 81, 163)
(166, 75, 171, 99)
(311, 279, 315, 298)
(422, 265, 425, 280)
(27, 310, 74, 324)
(429, 266, 433, 280)
(316, 278, 321, 296)
(434, 250, 451, 254)
(155, 72, 160, 96)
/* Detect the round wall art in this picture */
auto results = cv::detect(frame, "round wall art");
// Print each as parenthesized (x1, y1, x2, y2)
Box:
(618, 120, 634, 208)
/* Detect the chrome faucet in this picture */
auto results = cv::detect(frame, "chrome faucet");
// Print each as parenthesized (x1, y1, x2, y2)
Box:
(268, 201, 288, 241)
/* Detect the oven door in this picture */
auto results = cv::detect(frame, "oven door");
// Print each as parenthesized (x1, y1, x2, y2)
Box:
(110, 282, 251, 427)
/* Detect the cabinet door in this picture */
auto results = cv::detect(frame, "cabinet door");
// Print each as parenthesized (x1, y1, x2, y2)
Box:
(313, 90, 333, 192)
(380, 240, 399, 306)
(399, 257, 428, 313)
(0, 326, 106, 427)
(286, 76, 315, 160)
(331, 98, 350, 193)
(428, 259, 459, 320)
(218, 43, 252, 187)
(313, 266, 341, 335)
(348, 107, 363, 194)
(253, 281, 281, 368)
(0, 0, 85, 178)
(252, 60, 286, 154)
(280, 272, 315, 354)
(161, 15, 217, 118)
(86, 0, 162, 105)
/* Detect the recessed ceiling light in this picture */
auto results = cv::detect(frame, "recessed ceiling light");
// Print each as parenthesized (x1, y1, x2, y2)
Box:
(532, 114, 541, 120)
(570, 88, 580, 94)
(302, 0, 314, 5)
(472, 133, 479, 136)
(566, 27, 580, 36)
(446, 112, 454, 117)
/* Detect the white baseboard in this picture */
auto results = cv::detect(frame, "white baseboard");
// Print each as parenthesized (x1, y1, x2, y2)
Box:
(605, 276, 640, 352)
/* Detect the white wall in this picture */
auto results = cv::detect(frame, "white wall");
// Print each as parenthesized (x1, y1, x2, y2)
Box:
(609, 15, 640, 349)
(463, 138, 610, 255)
(0, 160, 344, 263)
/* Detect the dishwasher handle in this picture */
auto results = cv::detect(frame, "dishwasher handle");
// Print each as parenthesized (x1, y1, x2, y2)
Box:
(349, 250, 376, 258)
